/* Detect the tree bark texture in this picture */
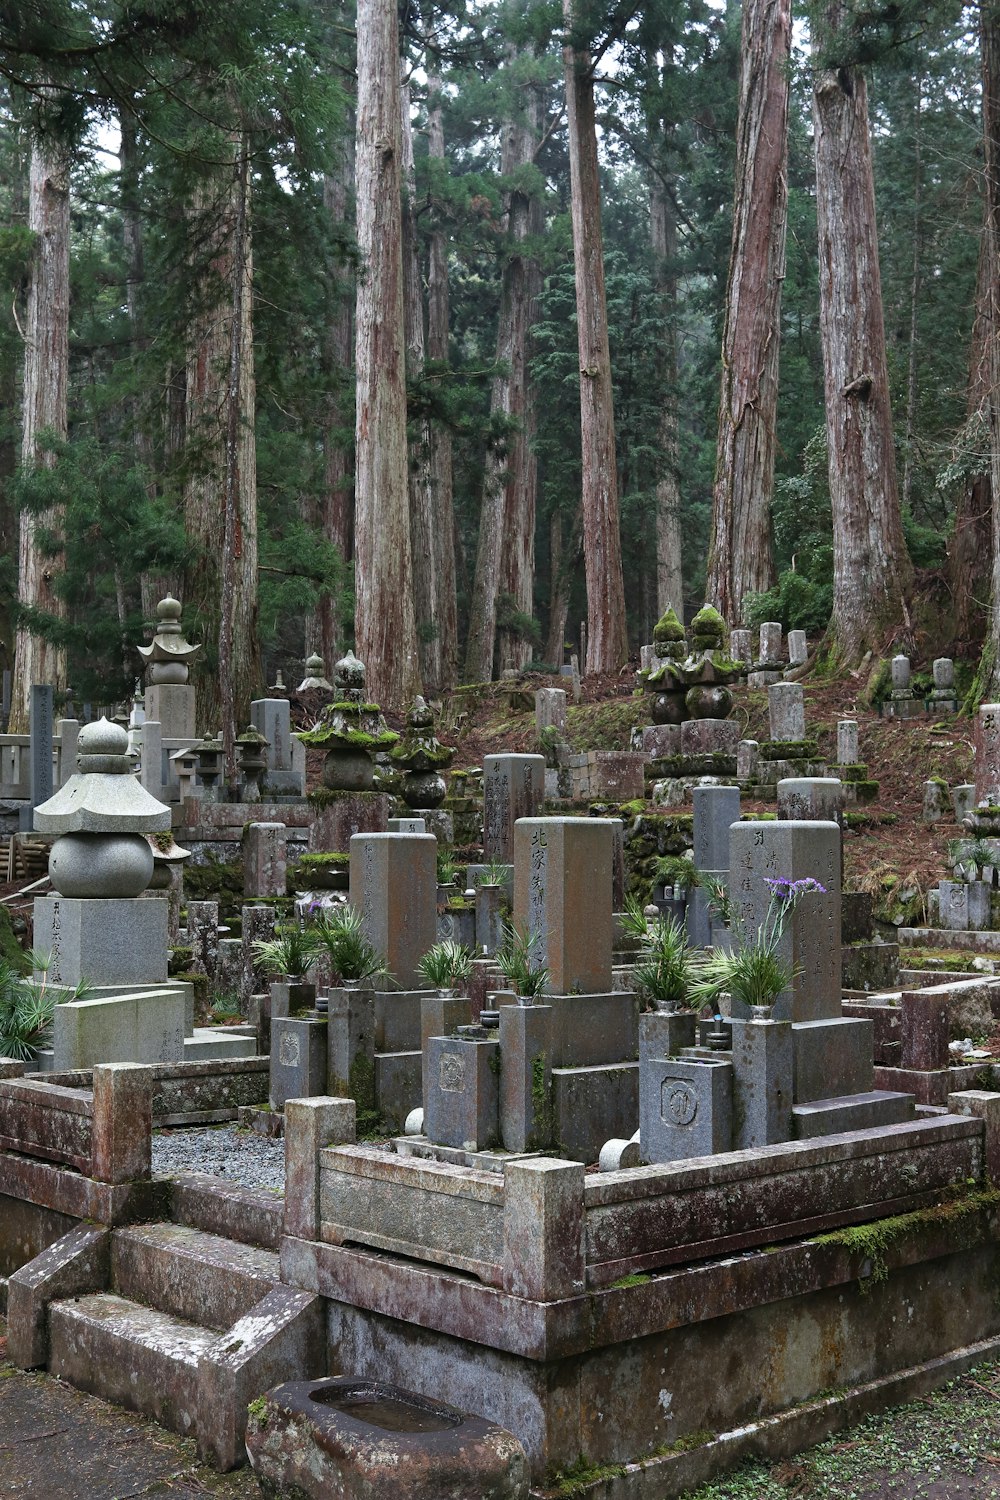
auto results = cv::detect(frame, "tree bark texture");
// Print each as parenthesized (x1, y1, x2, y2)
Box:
(426, 70, 460, 691)
(12, 126, 70, 731)
(182, 141, 262, 735)
(544, 507, 583, 668)
(310, 130, 355, 670)
(563, 4, 629, 674)
(813, 8, 912, 664)
(400, 77, 439, 695)
(979, 0, 1000, 695)
(465, 70, 543, 682)
(650, 168, 684, 621)
(948, 226, 992, 651)
(354, 0, 420, 708)
(706, 0, 787, 626)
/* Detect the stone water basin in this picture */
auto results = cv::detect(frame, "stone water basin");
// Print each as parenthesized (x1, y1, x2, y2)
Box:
(245, 1375, 528, 1498)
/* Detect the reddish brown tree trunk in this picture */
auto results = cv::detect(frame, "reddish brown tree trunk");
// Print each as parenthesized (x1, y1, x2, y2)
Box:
(309, 127, 355, 670)
(426, 70, 459, 691)
(562, 1, 628, 674)
(12, 124, 70, 730)
(980, 0, 1000, 695)
(182, 139, 262, 736)
(545, 508, 583, 668)
(465, 67, 543, 682)
(354, 0, 420, 708)
(813, 4, 912, 664)
(650, 168, 683, 620)
(706, 0, 788, 626)
(948, 228, 992, 652)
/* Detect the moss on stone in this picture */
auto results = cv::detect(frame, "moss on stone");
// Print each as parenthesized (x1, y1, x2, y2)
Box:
(758, 739, 820, 760)
(812, 1188, 1000, 1291)
(652, 606, 685, 644)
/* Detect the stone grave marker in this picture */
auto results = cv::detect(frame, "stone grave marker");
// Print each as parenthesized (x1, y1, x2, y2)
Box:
(349, 832, 437, 989)
(512, 816, 614, 994)
(483, 754, 545, 864)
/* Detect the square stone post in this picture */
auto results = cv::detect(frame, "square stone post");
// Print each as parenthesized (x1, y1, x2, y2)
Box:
(730, 1019, 793, 1147)
(499, 1003, 554, 1152)
(91, 1063, 152, 1183)
(501, 1158, 585, 1301)
(327, 987, 376, 1113)
(283, 1097, 356, 1241)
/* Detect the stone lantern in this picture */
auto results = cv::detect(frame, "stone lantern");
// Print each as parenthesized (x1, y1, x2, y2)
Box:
(137, 595, 201, 740)
(390, 697, 454, 809)
(32, 717, 173, 986)
(299, 650, 398, 791)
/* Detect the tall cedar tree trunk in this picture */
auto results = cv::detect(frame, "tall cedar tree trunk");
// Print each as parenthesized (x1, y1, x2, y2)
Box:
(979, 0, 1000, 695)
(562, 2, 628, 674)
(354, 0, 420, 707)
(182, 139, 262, 740)
(650, 165, 684, 619)
(813, 7, 912, 663)
(0, 130, 26, 696)
(706, 0, 788, 626)
(948, 227, 992, 651)
(120, 112, 172, 621)
(545, 508, 583, 667)
(497, 82, 543, 676)
(465, 71, 543, 682)
(12, 125, 70, 731)
(426, 69, 460, 690)
(900, 71, 923, 515)
(401, 78, 439, 695)
(310, 127, 355, 669)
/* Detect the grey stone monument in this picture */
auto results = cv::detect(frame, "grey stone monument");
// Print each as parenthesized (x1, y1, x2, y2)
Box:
(483, 753, 545, 864)
(767, 682, 806, 743)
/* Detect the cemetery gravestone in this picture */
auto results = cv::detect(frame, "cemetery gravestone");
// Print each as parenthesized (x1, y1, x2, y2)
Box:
(483, 754, 545, 864)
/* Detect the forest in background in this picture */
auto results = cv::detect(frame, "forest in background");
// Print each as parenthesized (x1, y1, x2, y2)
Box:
(0, 0, 995, 731)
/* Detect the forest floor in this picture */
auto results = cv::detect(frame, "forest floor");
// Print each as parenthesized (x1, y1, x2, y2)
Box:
(437, 666, 975, 910)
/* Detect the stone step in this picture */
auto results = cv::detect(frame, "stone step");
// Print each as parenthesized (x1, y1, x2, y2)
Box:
(170, 1170, 283, 1249)
(792, 1089, 916, 1140)
(49, 1291, 214, 1437)
(112, 1222, 279, 1332)
(183, 1029, 257, 1061)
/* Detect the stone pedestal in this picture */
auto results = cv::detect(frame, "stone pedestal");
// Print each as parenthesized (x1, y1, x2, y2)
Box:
(777, 778, 844, 826)
(638, 1009, 697, 1063)
(639, 1057, 732, 1163)
(499, 1003, 554, 1152)
(420, 995, 473, 1114)
(270, 1016, 328, 1109)
(34, 895, 168, 987)
(424, 1034, 500, 1152)
(513, 818, 615, 995)
(731, 1017, 793, 1148)
(309, 794, 389, 853)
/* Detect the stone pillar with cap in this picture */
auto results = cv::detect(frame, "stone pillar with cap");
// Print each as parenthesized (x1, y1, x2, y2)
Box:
(32, 718, 173, 988)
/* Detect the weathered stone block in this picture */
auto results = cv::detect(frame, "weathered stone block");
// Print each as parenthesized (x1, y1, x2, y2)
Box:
(349, 833, 437, 990)
(731, 1018, 793, 1147)
(499, 1003, 553, 1152)
(243, 822, 287, 898)
(8, 1225, 109, 1368)
(792, 1018, 873, 1103)
(638, 1009, 697, 1064)
(425, 1035, 500, 1152)
(483, 755, 545, 864)
(35, 896, 168, 988)
(640, 1057, 732, 1163)
(284, 1096, 356, 1241)
(327, 987, 375, 1111)
(270, 1017, 328, 1110)
(502, 1157, 584, 1300)
(900, 990, 950, 1071)
(693, 785, 740, 873)
(681, 720, 740, 758)
(768, 682, 806, 742)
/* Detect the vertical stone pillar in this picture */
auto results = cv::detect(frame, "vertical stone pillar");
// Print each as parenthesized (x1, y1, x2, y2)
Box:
(837, 720, 859, 765)
(730, 1019, 793, 1147)
(283, 1097, 356, 1241)
(728, 819, 841, 1021)
(349, 833, 437, 989)
(28, 683, 54, 823)
(501, 1158, 585, 1300)
(513, 817, 614, 995)
(91, 1063, 152, 1183)
(767, 682, 806, 742)
(243, 823, 287, 898)
(499, 1003, 554, 1152)
(483, 754, 545, 863)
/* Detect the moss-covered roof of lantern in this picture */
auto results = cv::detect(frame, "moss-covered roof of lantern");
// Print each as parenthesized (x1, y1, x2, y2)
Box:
(652, 607, 686, 644)
(690, 603, 727, 640)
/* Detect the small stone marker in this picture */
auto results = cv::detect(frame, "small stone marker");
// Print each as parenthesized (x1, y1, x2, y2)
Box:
(953, 784, 976, 823)
(758, 621, 783, 665)
(777, 777, 844, 827)
(639, 1058, 733, 1163)
(892, 654, 911, 691)
(483, 754, 545, 864)
(730, 1018, 793, 1147)
(767, 681, 806, 742)
(922, 781, 950, 825)
(787, 630, 808, 667)
(693, 785, 740, 874)
(737, 739, 759, 781)
(837, 720, 859, 765)
(535, 688, 567, 737)
(730, 628, 753, 669)
(244, 823, 287, 898)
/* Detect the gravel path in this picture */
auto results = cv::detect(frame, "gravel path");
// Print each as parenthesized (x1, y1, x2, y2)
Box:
(151, 1123, 285, 1194)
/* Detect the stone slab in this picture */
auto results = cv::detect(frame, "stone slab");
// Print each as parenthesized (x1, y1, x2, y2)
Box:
(53, 987, 188, 1070)
(792, 1090, 916, 1139)
(793, 1017, 874, 1103)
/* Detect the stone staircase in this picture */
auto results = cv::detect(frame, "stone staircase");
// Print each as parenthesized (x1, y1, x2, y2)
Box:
(36, 1183, 323, 1469)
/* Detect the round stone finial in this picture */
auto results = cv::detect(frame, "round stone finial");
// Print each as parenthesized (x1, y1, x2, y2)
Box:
(78, 717, 129, 757)
(334, 649, 366, 692)
(157, 595, 183, 624)
(408, 695, 434, 729)
(305, 653, 325, 674)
